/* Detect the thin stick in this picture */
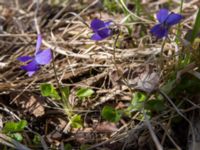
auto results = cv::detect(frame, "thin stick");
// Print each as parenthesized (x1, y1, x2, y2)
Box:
(50, 33, 72, 116)
(159, 38, 167, 70)
(142, 94, 163, 150)
(113, 31, 121, 73)
(112, 31, 133, 92)
(176, 0, 184, 42)
(159, 121, 181, 150)
(144, 112, 163, 150)
(34, 0, 40, 35)
(119, 0, 153, 23)
(159, 90, 195, 150)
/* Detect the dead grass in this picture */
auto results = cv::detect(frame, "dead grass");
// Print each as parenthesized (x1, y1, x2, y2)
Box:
(0, 0, 199, 149)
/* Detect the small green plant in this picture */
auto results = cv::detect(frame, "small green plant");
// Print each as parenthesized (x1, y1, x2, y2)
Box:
(126, 92, 147, 113)
(101, 105, 121, 122)
(70, 114, 83, 128)
(40, 83, 61, 100)
(3, 120, 27, 133)
(125, 92, 165, 118)
(40, 83, 72, 111)
(189, 8, 200, 43)
(145, 99, 165, 112)
(76, 87, 94, 99)
(40, 83, 84, 129)
(3, 120, 27, 142)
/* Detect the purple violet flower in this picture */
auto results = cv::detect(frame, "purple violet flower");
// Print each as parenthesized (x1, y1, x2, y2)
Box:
(150, 8, 183, 39)
(90, 18, 112, 41)
(17, 34, 52, 76)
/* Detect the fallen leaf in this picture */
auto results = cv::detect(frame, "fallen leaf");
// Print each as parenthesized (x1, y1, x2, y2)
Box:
(74, 128, 94, 144)
(115, 102, 126, 109)
(11, 92, 45, 117)
(95, 122, 118, 133)
(110, 65, 159, 93)
(136, 71, 159, 93)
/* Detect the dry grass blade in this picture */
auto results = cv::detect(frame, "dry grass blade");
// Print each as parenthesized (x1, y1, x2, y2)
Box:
(144, 111, 163, 150)
(159, 90, 196, 150)
(0, 133, 31, 150)
(0, 0, 199, 149)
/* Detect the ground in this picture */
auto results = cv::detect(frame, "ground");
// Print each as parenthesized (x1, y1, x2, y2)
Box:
(0, 0, 200, 150)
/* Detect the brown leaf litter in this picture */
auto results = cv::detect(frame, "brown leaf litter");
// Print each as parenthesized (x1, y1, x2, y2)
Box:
(0, 0, 199, 149)
(10, 92, 45, 117)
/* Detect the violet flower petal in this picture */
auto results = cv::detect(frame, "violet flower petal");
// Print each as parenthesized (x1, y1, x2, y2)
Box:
(91, 33, 103, 41)
(35, 48, 52, 65)
(17, 56, 33, 62)
(156, 9, 169, 23)
(35, 34, 42, 55)
(150, 9, 183, 39)
(27, 71, 36, 77)
(90, 19, 112, 41)
(165, 13, 183, 26)
(97, 28, 112, 39)
(90, 18, 106, 32)
(150, 24, 168, 39)
(21, 59, 39, 71)
(104, 21, 113, 27)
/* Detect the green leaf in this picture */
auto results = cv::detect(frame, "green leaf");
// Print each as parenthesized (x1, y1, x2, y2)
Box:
(11, 133, 23, 142)
(130, 92, 147, 110)
(145, 100, 165, 112)
(134, 0, 142, 15)
(40, 83, 61, 100)
(178, 53, 191, 69)
(3, 120, 27, 133)
(173, 74, 200, 95)
(103, 0, 123, 13)
(161, 80, 175, 95)
(33, 134, 41, 145)
(71, 115, 83, 128)
(132, 92, 147, 104)
(101, 106, 121, 122)
(76, 88, 94, 99)
(190, 8, 200, 43)
(64, 143, 72, 150)
(61, 86, 70, 100)
(125, 92, 147, 116)
(137, 110, 152, 120)
(80, 144, 90, 150)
